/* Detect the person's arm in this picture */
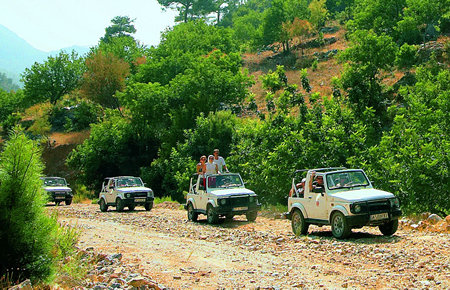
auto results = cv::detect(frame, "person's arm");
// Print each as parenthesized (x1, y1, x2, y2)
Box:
(196, 163, 201, 174)
(215, 164, 220, 174)
(309, 172, 315, 191)
(222, 157, 229, 172)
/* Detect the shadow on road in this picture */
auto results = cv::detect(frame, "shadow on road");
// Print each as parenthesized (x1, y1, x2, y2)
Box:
(308, 229, 403, 244)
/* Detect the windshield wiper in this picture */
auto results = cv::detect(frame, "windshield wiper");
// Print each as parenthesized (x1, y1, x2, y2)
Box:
(350, 183, 369, 188)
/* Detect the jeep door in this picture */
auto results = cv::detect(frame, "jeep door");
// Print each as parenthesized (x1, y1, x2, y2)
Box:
(196, 175, 208, 210)
(105, 179, 116, 204)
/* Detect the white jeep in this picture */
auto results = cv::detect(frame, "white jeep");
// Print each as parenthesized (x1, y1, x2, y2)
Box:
(185, 173, 261, 224)
(98, 176, 154, 212)
(41, 177, 73, 205)
(287, 168, 402, 239)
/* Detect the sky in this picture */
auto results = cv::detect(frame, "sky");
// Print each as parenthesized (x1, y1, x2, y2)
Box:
(0, 0, 178, 52)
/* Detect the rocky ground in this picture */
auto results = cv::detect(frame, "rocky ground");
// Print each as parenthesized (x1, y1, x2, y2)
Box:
(47, 204, 450, 289)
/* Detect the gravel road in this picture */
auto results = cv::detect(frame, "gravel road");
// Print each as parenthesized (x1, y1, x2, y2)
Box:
(49, 204, 449, 289)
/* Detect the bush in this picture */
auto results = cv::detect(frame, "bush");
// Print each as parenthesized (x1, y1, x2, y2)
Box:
(395, 43, 418, 69)
(0, 127, 57, 283)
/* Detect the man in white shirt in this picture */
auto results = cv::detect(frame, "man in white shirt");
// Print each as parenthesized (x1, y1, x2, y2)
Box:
(213, 149, 228, 172)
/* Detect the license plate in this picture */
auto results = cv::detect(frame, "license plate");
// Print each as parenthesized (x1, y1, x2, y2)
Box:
(233, 206, 248, 211)
(134, 198, 146, 203)
(370, 212, 389, 221)
(55, 196, 65, 200)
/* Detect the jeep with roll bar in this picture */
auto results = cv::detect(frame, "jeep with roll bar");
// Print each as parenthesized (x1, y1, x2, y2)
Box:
(185, 173, 261, 224)
(98, 176, 154, 212)
(287, 168, 402, 239)
(41, 176, 73, 205)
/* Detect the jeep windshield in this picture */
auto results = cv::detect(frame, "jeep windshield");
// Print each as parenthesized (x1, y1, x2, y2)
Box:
(326, 171, 370, 190)
(207, 174, 244, 189)
(116, 177, 144, 188)
(43, 177, 67, 186)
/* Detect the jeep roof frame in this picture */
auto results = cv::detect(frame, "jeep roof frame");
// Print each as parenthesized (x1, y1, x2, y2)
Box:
(293, 167, 346, 176)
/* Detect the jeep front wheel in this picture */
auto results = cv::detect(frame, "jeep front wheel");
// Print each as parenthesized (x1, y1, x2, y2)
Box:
(99, 198, 108, 212)
(331, 211, 351, 239)
(246, 211, 258, 222)
(207, 205, 219, 224)
(144, 201, 153, 211)
(187, 203, 198, 222)
(291, 209, 309, 236)
(116, 198, 125, 212)
(379, 219, 398, 236)
(65, 199, 72, 206)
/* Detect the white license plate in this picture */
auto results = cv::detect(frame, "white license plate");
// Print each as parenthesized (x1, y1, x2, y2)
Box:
(55, 196, 65, 200)
(370, 212, 389, 221)
(233, 206, 248, 211)
(134, 198, 146, 202)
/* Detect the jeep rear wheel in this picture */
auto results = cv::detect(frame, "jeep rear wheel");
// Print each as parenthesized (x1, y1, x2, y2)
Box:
(331, 211, 351, 239)
(116, 198, 125, 212)
(99, 198, 108, 212)
(291, 209, 309, 236)
(207, 205, 219, 224)
(187, 203, 198, 222)
(246, 211, 258, 222)
(379, 219, 398, 236)
(144, 201, 153, 211)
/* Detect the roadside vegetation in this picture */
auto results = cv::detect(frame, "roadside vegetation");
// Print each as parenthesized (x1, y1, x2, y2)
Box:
(0, 0, 449, 285)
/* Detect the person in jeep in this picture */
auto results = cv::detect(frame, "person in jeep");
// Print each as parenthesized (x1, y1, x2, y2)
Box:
(309, 172, 324, 192)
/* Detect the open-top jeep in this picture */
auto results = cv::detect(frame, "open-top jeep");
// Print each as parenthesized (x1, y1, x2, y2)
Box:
(41, 177, 73, 205)
(98, 176, 154, 212)
(287, 168, 402, 239)
(185, 173, 261, 224)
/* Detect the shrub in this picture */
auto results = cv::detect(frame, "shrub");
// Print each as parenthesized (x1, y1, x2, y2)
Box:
(0, 127, 57, 283)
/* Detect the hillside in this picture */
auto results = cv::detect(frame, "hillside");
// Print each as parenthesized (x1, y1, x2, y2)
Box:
(0, 24, 89, 85)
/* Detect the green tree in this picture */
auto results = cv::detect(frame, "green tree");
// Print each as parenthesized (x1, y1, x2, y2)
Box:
(262, 0, 288, 51)
(308, 0, 329, 30)
(22, 51, 84, 105)
(0, 128, 58, 282)
(0, 89, 25, 124)
(81, 51, 129, 109)
(158, 0, 199, 23)
(0, 72, 19, 92)
(101, 16, 137, 43)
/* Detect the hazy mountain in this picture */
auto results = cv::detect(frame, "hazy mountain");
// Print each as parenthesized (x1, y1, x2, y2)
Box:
(0, 24, 90, 86)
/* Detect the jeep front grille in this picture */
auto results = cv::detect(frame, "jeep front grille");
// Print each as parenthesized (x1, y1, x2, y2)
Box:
(130, 192, 147, 198)
(228, 196, 250, 207)
(367, 200, 390, 213)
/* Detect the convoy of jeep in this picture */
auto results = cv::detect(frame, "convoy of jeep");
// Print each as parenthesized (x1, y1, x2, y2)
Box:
(98, 176, 154, 212)
(185, 173, 261, 224)
(41, 177, 73, 205)
(287, 168, 402, 239)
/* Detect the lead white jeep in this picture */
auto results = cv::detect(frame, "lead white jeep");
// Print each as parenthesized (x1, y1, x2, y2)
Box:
(185, 173, 261, 224)
(287, 168, 402, 239)
(98, 176, 154, 212)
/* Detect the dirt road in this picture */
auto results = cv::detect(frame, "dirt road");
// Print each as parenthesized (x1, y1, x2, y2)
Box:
(49, 204, 449, 289)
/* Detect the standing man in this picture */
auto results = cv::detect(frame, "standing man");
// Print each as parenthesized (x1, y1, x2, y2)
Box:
(213, 149, 229, 172)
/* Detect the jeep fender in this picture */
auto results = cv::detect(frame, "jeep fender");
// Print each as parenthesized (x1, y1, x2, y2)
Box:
(99, 194, 107, 203)
(329, 205, 349, 222)
(290, 203, 308, 219)
(207, 199, 217, 208)
(186, 197, 197, 209)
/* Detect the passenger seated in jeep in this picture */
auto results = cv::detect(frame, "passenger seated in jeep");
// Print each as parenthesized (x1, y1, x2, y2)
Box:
(289, 178, 306, 197)
(309, 172, 324, 193)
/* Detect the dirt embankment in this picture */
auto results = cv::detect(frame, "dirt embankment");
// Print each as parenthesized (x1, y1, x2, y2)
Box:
(48, 204, 450, 289)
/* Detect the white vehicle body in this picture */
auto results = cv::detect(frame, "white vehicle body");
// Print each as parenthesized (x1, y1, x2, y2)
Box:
(288, 168, 402, 239)
(98, 176, 154, 212)
(185, 173, 261, 224)
(41, 177, 73, 205)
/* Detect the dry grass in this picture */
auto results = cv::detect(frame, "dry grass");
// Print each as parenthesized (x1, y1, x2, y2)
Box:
(49, 129, 90, 146)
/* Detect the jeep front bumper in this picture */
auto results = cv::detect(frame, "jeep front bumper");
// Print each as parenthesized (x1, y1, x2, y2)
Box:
(346, 209, 402, 227)
(122, 197, 154, 205)
(215, 203, 261, 215)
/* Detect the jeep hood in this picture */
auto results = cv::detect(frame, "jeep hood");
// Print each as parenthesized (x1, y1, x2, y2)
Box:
(117, 186, 152, 193)
(210, 188, 256, 197)
(44, 186, 71, 192)
(331, 188, 394, 202)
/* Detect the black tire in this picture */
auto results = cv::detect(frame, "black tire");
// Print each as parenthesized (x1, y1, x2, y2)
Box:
(379, 219, 399, 236)
(291, 209, 309, 236)
(331, 211, 351, 239)
(225, 214, 234, 221)
(207, 205, 219, 224)
(65, 199, 72, 206)
(144, 201, 153, 211)
(128, 204, 135, 211)
(187, 203, 198, 222)
(116, 198, 125, 212)
(246, 211, 258, 222)
(99, 198, 108, 212)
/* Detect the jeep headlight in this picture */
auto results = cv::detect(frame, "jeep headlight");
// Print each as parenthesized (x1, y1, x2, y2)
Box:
(354, 204, 362, 213)
(147, 191, 154, 198)
(220, 199, 226, 205)
(390, 198, 400, 208)
(125, 193, 130, 198)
